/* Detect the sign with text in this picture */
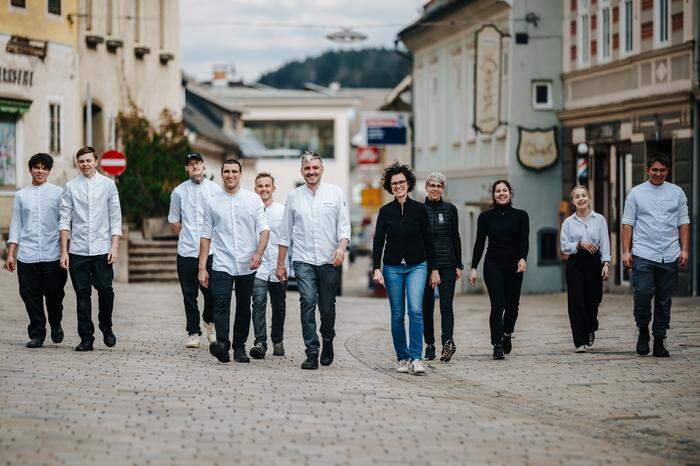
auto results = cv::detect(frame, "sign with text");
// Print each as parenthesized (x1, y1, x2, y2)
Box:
(516, 127, 559, 171)
(474, 25, 503, 134)
(361, 112, 408, 146)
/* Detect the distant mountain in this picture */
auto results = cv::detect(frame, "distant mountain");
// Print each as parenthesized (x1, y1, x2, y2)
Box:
(257, 48, 410, 89)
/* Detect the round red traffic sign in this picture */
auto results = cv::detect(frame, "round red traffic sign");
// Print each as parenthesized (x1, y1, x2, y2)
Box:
(100, 150, 127, 177)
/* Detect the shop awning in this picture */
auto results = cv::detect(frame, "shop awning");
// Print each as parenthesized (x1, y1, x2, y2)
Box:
(0, 97, 32, 115)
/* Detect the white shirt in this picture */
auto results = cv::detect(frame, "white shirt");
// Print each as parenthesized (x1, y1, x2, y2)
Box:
(202, 188, 269, 276)
(256, 201, 287, 282)
(278, 182, 351, 266)
(168, 178, 221, 258)
(621, 180, 690, 263)
(560, 211, 611, 262)
(59, 172, 122, 256)
(8, 182, 63, 263)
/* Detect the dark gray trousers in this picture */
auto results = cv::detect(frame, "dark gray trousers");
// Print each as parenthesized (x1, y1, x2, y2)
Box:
(632, 255, 678, 338)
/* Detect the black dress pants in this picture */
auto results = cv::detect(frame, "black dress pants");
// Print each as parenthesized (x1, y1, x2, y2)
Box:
(209, 270, 256, 351)
(422, 267, 457, 345)
(68, 254, 114, 345)
(17, 260, 67, 341)
(483, 260, 523, 345)
(565, 250, 602, 347)
(176, 254, 214, 335)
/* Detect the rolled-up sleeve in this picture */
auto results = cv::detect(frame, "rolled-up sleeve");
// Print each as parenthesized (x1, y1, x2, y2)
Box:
(254, 198, 270, 236)
(337, 189, 351, 243)
(621, 192, 637, 225)
(559, 219, 578, 255)
(8, 195, 22, 245)
(167, 190, 181, 224)
(278, 198, 293, 248)
(108, 181, 123, 236)
(59, 186, 73, 231)
(201, 200, 214, 239)
(677, 191, 690, 226)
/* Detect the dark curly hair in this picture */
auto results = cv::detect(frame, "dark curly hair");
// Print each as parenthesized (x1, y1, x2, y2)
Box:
(381, 162, 416, 194)
(490, 179, 514, 207)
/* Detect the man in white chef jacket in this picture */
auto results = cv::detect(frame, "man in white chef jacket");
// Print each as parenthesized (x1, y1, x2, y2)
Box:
(59, 146, 122, 352)
(276, 152, 351, 370)
(198, 159, 269, 364)
(6, 153, 67, 348)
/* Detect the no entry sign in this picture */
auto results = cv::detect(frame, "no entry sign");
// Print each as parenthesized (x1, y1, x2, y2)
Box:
(100, 150, 126, 177)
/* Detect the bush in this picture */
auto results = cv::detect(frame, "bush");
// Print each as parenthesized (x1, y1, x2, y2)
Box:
(115, 108, 190, 227)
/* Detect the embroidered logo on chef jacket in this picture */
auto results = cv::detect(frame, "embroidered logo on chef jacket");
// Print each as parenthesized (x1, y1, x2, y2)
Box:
(438, 213, 444, 223)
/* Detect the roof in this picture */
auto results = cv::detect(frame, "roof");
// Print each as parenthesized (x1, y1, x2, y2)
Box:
(183, 102, 240, 154)
(397, 0, 476, 41)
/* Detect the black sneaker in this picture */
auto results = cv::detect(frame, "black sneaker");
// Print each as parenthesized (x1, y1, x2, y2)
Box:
(424, 344, 436, 360)
(74, 341, 94, 352)
(493, 344, 505, 360)
(103, 331, 116, 348)
(502, 334, 512, 354)
(233, 347, 250, 363)
(209, 342, 230, 363)
(26, 338, 43, 349)
(588, 332, 595, 348)
(636, 327, 650, 355)
(320, 339, 334, 366)
(249, 343, 266, 360)
(440, 340, 456, 362)
(301, 355, 319, 370)
(652, 337, 670, 357)
(51, 325, 64, 344)
(272, 342, 285, 356)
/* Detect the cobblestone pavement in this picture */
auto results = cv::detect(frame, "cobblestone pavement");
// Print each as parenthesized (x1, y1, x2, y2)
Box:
(0, 272, 698, 465)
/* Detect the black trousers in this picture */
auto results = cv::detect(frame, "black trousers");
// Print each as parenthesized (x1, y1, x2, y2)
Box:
(209, 270, 256, 351)
(176, 254, 214, 335)
(483, 260, 523, 345)
(68, 254, 114, 345)
(422, 267, 457, 345)
(565, 250, 602, 347)
(17, 260, 67, 341)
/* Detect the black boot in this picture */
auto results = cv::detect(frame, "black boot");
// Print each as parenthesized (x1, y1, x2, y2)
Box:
(320, 339, 334, 366)
(652, 337, 670, 357)
(26, 338, 43, 349)
(74, 341, 94, 352)
(424, 344, 436, 360)
(51, 325, 64, 344)
(103, 330, 116, 348)
(209, 342, 230, 363)
(493, 344, 505, 360)
(233, 347, 250, 363)
(502, 334, 512, 354)
(301, 355, 319, 370)
(636, 326, 650, 355)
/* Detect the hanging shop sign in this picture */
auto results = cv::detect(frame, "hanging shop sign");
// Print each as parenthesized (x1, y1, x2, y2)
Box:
(473, 25, 504, 135)
(516, 126, 559, 171)
(360, 111, 408, 146)
(356, 146, 380, 165)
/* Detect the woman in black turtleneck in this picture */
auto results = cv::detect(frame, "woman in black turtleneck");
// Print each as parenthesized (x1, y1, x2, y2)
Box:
(469, 180, 529, 360)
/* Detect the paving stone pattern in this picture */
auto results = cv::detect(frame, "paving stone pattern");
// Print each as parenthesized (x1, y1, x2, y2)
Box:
(0, 273, 698, 465)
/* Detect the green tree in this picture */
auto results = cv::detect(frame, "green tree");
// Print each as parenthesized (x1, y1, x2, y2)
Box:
(115, 109, 190, 227)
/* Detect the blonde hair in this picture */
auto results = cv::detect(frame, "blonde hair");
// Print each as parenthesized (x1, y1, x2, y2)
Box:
(570, 185, 590, 201)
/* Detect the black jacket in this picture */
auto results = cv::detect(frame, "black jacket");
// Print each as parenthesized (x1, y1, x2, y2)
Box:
(373, 197, 437, 270)
(424, 197, 463, 269)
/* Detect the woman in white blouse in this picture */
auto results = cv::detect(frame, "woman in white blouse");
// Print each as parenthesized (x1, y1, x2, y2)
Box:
(560, 186, 610, 353)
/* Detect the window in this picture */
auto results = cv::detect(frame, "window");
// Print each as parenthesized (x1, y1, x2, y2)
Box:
(48, 0, 61, 15)
(134, 0, 142, 43)
(599, 3, 611, 61)
(621, 0, 634, 54)
(10, 0, 25, 7)
(159, 0, 166, 49)
(106, 0, 114, 35)
(85, 0, 92, 31)
(49, 103, 61, 155)
(538, 228, 559, 266)
(577, 2, 590, 67)
(245, 120, 335, 158)
(532, 81, 553, 110)
(655, 0, 669, 46)
(0, 115, 17, 186)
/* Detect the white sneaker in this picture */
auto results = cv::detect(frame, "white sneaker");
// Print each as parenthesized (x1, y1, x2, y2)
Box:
(396, 360, 410, 373)
(186, 334, 200, 348)
(204, 323, 216, 343)
(575, 345, 587, 353)
(410, 359, 426, 375)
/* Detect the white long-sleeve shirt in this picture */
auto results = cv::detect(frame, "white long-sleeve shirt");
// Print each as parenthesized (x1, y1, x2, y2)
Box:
(560, 211, 611, 263)
(202, 188, 269, 276)
(59, 172, 122, 256)
(168, 178, 221, 258)
(8, 182, 63, 263)
(278, 182, 351, 266)
(256, 201, 287, 282)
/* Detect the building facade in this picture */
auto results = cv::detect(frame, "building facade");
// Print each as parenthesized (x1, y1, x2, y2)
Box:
(399, 0, 564, 293)
(558, 0, 697, 295)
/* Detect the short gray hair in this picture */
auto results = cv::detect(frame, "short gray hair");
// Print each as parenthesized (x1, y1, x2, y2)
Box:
(425, 172, 446, 187)
(300, 150, 322, 165)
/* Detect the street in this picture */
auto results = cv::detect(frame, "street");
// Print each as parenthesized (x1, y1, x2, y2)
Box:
(0, 269, 698, 466)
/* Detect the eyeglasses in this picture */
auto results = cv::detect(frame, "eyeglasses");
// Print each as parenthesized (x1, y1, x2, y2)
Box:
(391, 180, 407, 187)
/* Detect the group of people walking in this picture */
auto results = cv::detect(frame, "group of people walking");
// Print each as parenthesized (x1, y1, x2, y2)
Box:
(6, 147, 689, 372)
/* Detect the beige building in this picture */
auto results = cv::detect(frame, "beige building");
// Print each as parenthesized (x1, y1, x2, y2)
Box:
(558, 0, 697, 295)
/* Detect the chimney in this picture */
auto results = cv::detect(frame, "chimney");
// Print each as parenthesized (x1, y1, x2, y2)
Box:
(212, 63, 228, 86)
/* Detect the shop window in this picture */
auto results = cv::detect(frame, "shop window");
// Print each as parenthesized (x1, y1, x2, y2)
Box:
(11, 0, 26, 8)
(49, 102, 61, 155)
(0, 115, 17, 186)
(538, 228, 559, 266)
(532, 81, 553, 110)
(48, 0, 61, 15)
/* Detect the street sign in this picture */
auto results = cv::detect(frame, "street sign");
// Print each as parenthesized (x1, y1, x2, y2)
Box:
(361, 111, 408, 146)
(100, 150, 126, 177)
(356, 146, 380, 164)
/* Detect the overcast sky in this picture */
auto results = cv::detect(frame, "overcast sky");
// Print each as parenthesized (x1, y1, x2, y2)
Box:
(180, 0, 426, 82)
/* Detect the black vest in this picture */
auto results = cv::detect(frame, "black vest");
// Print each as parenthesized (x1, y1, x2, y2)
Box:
(424, 198, 456, 268)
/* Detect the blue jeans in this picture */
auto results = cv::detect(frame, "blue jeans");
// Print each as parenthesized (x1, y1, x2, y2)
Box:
(293, 262, 340, 357)
(383, 262, 427, 361)
(632, 256, 678, 338)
